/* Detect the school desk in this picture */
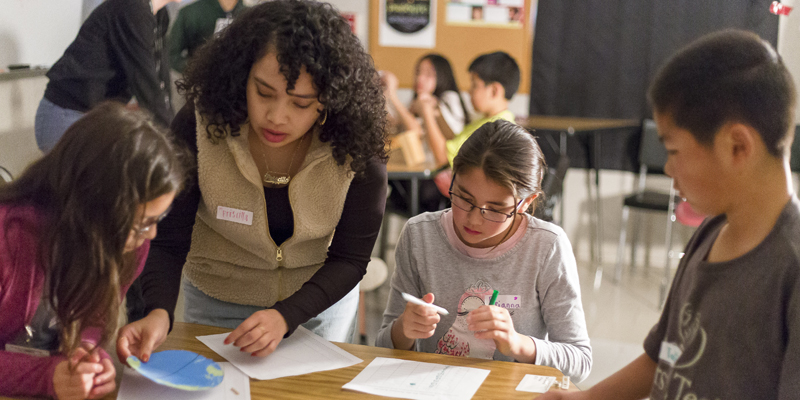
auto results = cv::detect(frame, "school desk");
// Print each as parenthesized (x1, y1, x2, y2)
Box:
(99, 322, 579, 399)
(521, 116, 640, 287)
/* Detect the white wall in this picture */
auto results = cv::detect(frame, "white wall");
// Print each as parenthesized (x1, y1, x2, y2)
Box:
(0, 74, 46, 177)
(778, 0, 800, 123)
(0, 0, 83, 68)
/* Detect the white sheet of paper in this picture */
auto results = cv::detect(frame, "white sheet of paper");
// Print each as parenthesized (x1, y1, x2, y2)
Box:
(196, 326, 362, 380)
(515, 374, 557, 393)
(342, 357, 490, 400)
(117, 362, 250, 400)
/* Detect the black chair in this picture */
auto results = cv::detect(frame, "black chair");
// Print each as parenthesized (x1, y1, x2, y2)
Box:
(533, 131, 570, 225)
(614, 119, 680, 306)
(534, 150, 570, 223)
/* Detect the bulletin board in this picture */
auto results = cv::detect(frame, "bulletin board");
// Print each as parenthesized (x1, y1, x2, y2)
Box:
(369, 0, 534, 94)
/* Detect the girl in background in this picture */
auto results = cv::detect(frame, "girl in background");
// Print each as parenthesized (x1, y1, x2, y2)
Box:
(376, 120, 592, 382)
(0, 102, 185, 399)
(382, 53, 470, 167)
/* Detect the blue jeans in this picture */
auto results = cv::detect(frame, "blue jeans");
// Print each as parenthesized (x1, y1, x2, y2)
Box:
(35, 97, 85, 153)
(181, 279, 359, 343)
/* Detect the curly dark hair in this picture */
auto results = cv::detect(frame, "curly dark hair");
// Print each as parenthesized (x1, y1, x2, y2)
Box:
(178, 0, 388, 174)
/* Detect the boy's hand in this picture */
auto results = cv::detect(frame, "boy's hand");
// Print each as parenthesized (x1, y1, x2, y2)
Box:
(117, 308, 170, 363)
(398, 293, 441, 340)
(468, 305, 536, 362)
(225, 309, 288, 357)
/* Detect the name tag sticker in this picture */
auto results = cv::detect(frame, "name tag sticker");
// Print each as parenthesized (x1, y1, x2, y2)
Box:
(659, 341, 682, 367)
(216, 206, 253, 226)
(483, 294, 522, 309)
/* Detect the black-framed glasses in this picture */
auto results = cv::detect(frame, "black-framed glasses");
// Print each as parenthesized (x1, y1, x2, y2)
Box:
(131, 204, 172, 237)
(449, 191, 522, 223)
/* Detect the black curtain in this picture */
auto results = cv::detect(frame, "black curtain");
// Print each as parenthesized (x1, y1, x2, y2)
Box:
(529, 0, 779, 119)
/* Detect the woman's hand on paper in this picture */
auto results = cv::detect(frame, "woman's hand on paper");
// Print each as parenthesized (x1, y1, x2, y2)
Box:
(116, 308, 170, 364)
(225, 309, 288, 357)
(468, 305, 537, 363)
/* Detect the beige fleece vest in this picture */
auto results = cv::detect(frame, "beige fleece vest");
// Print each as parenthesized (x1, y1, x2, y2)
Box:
(183, 113, 354, 306)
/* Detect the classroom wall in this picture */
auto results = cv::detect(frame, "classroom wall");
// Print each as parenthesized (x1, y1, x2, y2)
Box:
(559, 11, 800, 280)
(369, 0, 534, 95)
(0, 0, 83, 69)
(0, 74, 46, 177)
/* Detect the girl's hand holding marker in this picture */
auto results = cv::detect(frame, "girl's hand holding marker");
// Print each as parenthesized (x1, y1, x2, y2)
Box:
(401, 293, 450, 315)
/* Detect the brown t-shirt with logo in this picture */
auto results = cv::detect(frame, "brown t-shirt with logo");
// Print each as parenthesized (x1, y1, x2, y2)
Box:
(644, 196, 800, 400)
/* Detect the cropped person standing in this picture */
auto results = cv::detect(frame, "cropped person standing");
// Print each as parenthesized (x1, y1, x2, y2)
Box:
(169, 0, 246, 74)
(35, 0, 178, 153)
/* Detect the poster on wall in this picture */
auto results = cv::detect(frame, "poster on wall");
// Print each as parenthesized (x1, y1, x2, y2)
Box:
(446, 0, 524, 28)
(379, 0, 436, 48)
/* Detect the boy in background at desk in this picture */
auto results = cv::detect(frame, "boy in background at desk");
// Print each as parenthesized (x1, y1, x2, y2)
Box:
(541, 30, 800, 400)
(445, 51, 519, 166)
(434, 51, 519, 195)
(377, 120, 592, 383)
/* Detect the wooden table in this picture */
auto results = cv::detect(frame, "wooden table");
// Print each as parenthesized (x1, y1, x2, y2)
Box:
(102, 322, 578, 399)
(386, 157, 442, 218)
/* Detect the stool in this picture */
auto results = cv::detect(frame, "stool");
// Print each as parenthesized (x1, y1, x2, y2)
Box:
(358, 257, 388, 345)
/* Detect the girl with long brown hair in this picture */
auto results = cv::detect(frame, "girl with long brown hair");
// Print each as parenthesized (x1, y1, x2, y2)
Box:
(0, 102, 185, 399)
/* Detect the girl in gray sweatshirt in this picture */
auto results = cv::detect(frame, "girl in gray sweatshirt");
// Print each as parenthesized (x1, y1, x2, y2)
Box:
(376, 120, 592, 382)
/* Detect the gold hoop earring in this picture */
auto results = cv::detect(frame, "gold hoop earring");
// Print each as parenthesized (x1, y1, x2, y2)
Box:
(318, 110, 328, 126)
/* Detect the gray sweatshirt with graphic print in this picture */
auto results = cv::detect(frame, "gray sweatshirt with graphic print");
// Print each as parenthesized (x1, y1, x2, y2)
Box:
(376, 211, 593, 382)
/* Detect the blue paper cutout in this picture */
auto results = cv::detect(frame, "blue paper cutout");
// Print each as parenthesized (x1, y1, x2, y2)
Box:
(127, 350, 224, 391)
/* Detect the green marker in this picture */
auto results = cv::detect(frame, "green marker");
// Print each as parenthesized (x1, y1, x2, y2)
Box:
(489, 290, 499, 306)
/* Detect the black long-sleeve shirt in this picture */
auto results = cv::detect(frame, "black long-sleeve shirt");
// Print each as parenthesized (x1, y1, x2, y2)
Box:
(44, 0, 173, 127)
(131, 104, 387, 334)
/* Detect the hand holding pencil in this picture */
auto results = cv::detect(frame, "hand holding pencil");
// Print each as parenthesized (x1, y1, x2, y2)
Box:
(391, 293, 443, 349)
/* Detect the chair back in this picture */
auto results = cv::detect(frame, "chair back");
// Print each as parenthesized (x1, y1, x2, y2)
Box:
(639, 119, 668, 174)
(790, 125, 800, 173)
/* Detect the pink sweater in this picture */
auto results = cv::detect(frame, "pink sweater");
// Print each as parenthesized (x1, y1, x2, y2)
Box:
(0, 204, 149, 398)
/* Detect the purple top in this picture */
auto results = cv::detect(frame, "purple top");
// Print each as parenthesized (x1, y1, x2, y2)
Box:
(0, 204, 149, 398)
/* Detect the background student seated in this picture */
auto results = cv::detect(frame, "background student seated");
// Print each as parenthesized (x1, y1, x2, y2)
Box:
(541, 30, 800, 400)
(445, 51, 520, 167)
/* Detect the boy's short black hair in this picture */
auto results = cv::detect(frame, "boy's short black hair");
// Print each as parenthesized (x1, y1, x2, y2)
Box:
(469, 51, 520, 100)
(649, 30, 796, 157)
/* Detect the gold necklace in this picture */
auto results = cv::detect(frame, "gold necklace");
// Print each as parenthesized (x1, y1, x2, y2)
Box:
(259, 134, 306, 185)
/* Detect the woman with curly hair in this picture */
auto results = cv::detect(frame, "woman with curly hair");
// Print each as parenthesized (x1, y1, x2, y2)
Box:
(122, 0, 388, 359)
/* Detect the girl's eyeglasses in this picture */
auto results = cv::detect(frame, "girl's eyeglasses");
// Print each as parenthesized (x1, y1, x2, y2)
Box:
(449, 191, 521, 223)
(131, 205, 172, 237)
